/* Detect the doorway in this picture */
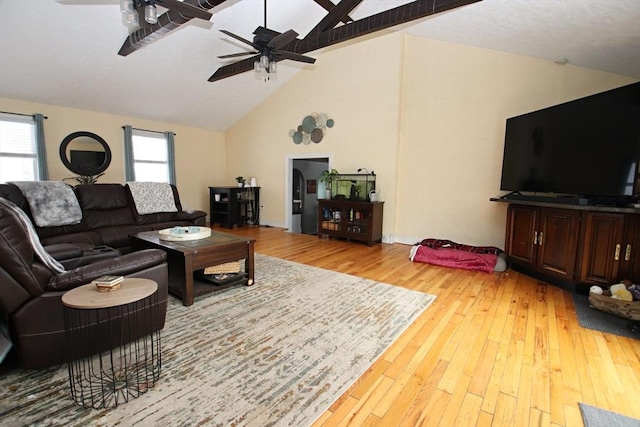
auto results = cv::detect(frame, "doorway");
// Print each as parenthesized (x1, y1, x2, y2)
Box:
(284, 154, 331, 235)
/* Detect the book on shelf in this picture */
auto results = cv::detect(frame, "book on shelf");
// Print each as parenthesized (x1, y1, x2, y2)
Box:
(91, 275, 124, 286)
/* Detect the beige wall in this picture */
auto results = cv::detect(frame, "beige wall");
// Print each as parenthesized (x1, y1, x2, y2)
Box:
(0, 97, 225, 213)
(2, 33, 636, 247)
(226, 33, 637, 248)
(226, 32, 405, 230)
(396, 36, 636, 247)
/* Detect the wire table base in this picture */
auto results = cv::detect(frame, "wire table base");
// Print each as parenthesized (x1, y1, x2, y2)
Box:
(63, 280, 162, 409)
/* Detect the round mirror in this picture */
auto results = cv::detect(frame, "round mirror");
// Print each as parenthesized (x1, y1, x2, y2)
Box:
(59, 131, 111, 176)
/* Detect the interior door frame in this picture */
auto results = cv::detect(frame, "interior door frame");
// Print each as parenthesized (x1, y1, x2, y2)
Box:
(284, 153, 332, 233)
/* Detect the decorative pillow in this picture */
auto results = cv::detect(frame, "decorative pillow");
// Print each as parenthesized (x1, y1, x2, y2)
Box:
(11, 181, 82, 227)
(127, 182, 178, 215)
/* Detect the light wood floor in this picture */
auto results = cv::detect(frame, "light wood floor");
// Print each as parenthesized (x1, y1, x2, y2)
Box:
(216, 225, 640, 427)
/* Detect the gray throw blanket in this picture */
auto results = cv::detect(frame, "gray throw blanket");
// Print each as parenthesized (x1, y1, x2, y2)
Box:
(11, 181, 82, 227)
(0, 197, 65, 274)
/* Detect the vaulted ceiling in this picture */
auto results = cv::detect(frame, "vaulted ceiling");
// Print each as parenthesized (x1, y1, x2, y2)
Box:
(0, 0, 638, 132)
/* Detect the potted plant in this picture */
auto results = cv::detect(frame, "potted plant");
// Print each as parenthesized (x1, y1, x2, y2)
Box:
(235, 176, 246, 187)
(319, 168, 339, 199)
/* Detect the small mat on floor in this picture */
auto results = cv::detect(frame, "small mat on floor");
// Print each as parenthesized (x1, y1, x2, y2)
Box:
(572, 294, 638, 339)
(579, 402, 640, 427)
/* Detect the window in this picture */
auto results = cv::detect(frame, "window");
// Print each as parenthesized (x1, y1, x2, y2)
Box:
(0, 112, 48, 182)
(124, 126, 176, 184)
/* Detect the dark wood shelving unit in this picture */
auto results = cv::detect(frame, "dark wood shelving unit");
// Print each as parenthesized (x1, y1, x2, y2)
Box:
(317, 199, 383, 246)
(209, 186, 260, 229)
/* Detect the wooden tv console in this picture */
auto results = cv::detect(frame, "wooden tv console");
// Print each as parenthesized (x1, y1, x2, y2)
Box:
(491, 198, 640, 293)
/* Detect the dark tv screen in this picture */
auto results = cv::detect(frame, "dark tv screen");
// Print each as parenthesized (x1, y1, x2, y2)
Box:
(500, 82, 640, 198)
(70, 150, 106, 173)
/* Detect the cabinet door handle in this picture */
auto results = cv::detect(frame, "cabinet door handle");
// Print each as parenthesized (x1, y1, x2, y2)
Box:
(538, 232, 543, 246)
(533, 231, 538, 245)
(614, 244, 621, 261)
(625, 244, 631, 262)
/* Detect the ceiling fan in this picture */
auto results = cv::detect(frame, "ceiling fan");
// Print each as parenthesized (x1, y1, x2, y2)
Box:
(211, 0, 316, 82)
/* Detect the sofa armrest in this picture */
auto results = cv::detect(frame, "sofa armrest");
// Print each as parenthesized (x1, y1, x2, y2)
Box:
(174, 210, 207, 225)
(46, 249, 167, 292)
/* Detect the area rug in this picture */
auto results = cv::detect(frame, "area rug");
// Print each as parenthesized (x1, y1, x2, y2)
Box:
(572, 294, 639, 339)
(579, 402, 640, 427)
(0, 254, 436, 426)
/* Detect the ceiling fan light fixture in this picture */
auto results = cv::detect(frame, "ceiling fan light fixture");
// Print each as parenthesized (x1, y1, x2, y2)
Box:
(260, 54, 270, 70)
(120, 0, 134, 13)
(125, 9, 139, 26)
(269, 60, 277, 74)
(144, 4, 158, 24)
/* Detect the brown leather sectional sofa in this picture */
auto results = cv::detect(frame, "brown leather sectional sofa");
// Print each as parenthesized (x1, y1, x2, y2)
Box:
(0, 182, 207, 369)
(0, 182, 206, 268)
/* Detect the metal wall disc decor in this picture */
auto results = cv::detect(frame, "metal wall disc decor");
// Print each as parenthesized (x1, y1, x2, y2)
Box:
(290, 112, 334, 145)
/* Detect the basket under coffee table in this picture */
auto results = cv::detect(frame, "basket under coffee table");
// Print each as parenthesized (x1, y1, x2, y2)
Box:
(130, 229, 255, 306)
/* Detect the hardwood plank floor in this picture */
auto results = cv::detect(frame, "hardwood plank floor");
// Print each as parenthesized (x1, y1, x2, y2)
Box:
(216, 225, 640, 426)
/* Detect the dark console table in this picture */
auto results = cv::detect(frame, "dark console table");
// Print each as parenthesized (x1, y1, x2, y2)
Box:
(209, 186, 260, 229)
(492, 197, 640, 293)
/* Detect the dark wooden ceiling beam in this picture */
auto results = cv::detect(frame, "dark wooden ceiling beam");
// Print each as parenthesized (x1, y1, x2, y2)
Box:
(294, 0, 482, 55)
(118, 0, 226, 57)
(307, 0, 364, 35)
(312, 0, 354, 24)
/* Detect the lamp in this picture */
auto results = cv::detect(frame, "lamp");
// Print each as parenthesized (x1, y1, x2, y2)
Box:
(144, 3, 158, 24)
(120, 0, 158, 27)
(120, 0, 133, 13)
(254, 53, 277, 81)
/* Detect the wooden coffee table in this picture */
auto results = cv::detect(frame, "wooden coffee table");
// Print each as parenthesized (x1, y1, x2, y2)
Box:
(130, 230, 255, 306)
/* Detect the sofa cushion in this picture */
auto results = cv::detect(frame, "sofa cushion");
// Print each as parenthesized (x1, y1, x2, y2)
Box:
(75, 184, 136, 229)
(95, 224, 153, 248)
(0, 183, 31, 215)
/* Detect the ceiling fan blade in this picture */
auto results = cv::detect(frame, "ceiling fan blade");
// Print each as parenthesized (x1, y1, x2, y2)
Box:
(268, 29, 299, 50)
(220, 30, 260, 49)
(218, 52, 258, 59)
(253, 26, 281, 38)
(158, 0, 212, 21)
(273, 50, 316, 64)
(208, 57, 258, 82)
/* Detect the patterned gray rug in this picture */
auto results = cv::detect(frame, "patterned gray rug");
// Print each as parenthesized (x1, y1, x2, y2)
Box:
(0, 254, 436, 426)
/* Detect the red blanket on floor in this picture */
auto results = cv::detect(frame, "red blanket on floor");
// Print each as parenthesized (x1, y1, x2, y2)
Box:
(410, 239, 503, 273)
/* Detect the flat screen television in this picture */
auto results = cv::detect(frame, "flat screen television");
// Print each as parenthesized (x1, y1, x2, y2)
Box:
(69, 150, 106, 174)
(499, 82, 640, 203)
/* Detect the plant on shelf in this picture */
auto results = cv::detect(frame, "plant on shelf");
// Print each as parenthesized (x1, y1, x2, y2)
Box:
(63, 172, 105, 185)
(235, 176, 246, 187)
(319, 168, 339, 199)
